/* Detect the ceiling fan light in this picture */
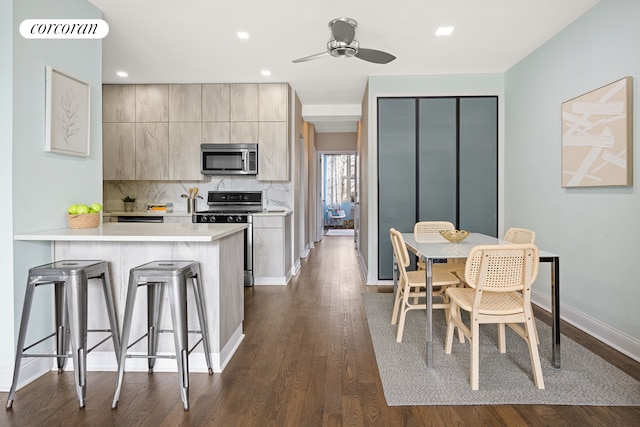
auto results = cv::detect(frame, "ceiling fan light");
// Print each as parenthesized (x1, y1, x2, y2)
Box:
(328, 39, 358, 58)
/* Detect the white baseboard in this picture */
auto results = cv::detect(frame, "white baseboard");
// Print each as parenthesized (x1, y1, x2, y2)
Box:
(292, 259, 301, 276)
(300, 245, 310, 259)
(0, 356, 52, 392)
(532, 289, 640, 363)
(358, 251, 368, 281)
(254, 276, 289, 285)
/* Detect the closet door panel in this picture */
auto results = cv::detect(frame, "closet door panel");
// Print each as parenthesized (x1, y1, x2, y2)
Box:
(458, 97, 498, 236)
(377, 98, 416, 280)
(417, 98, 457, 224)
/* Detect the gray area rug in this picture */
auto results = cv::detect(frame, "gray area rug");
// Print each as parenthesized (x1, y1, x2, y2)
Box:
(363, 293, 640, 406)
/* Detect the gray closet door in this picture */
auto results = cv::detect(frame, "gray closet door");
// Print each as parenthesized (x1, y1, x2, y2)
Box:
(418, 98, 457, 223)
(458, 97, 498, 236)
(378, 98, 416, 280)
(377, 96, 498, 280)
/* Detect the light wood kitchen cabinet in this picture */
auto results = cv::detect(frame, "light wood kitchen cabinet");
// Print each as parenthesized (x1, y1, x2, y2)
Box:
(135, 123, 169, 180)
(103, 85, 135, 122)
(169, 123, 202, 180)
(103, 82, 291, 181)
(202, 84, 229, 121)
(231, 122, 258, 143)
(202, 122, 230, 143)
(259, 83, 288, 121)
(258, 122, 289, 181)
(169, 84, 201, 122)
(253, 214, 292, 282)
(103, 123, 136, 180)
(230, 84, 258, 121)
(135, 85, 169, 122)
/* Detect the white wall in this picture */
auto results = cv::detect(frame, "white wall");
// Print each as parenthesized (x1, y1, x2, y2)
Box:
(364, 74, 505, 285)
(505, 0, 640, 360)
(2, 0, 103, 390)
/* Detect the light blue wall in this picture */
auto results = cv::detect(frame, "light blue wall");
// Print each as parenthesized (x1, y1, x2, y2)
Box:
(1, 0, 15, 370)
(2, 0, 103, 387)
(364, 74, 505, 284)
(505, 0, 639, 359)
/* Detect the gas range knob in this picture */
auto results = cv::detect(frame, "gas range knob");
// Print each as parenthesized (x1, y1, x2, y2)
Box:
(227, 216, 234, 223)
(235, 216, 243, 222)
(209, 216, 216, 223)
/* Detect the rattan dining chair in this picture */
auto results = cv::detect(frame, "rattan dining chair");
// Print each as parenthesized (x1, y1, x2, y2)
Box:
(504, 227, 536, 244)
(390, 228, 460, 343)
(503, 227, 539, 343)
(414, 221, 467, 275)
(444, 244, 544, 390)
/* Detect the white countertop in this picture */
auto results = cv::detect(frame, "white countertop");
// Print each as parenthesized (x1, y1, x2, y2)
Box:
(253, 209, 292, 216)
(104, 211, 192, 217)
(104, 209, 291, 217)
(14, 222, 247, 242)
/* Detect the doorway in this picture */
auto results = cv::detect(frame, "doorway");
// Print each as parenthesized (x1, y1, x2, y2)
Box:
(320, 153, 356, 236)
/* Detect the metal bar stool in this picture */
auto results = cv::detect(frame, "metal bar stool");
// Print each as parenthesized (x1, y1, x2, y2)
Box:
(112, 261, 213, 410)
(6, 260, 121, 409)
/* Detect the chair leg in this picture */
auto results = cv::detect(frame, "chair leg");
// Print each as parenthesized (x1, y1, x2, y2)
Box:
(167, 276, 190, 410)
(6, 278, 38, 409)
(100, 268, 121, 360)
(470, 320, 480, 390)
(525, 310, 545, 389)
(190, 271, 213, 375)
(147, 284, 163, 373)
(395, 293, 411, 343)
(65, 273, 89, 408)
(54, 282, 69, 373)
(391, 287, 402, 325)
(497, 323, 506, 353)
(444, 302, 456, 354)
(112, 271, 140, 409)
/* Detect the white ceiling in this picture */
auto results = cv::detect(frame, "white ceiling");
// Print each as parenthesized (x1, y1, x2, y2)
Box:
(90, 0, 600, 132)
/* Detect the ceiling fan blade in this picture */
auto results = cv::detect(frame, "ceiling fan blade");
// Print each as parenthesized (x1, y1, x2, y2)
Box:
(331, 19, 355, 44)
(292, 52, 329, 63)
(355, 48, 396, 64)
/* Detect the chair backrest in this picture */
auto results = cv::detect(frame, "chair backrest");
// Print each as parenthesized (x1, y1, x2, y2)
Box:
(389, 228, 410, 281)
(414, 221, 455, 243)
(504, 227, 536, 244)
(464, 244, 539, 295)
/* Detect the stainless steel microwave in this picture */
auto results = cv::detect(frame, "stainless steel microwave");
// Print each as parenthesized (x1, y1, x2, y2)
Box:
(201, 143, 258, 175)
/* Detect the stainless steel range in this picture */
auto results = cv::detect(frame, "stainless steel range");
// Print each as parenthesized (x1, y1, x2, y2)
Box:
(192, 191, 263, 287)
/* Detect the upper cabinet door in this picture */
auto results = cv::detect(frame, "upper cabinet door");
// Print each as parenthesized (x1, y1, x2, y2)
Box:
(258, 121, 289, 181)
(169, 84, 202, 122)
(202, 84, 230, 121)
(135, 123, 169, 180)
(103, 85, 135, 123)
(135, 85, 169, 122)
(259, 83, 288, 121)
(103, 123, 136, 180)
(230, 84, 258, 121)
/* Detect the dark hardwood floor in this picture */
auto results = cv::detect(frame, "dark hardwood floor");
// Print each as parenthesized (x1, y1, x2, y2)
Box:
(2, 236, 639, 426)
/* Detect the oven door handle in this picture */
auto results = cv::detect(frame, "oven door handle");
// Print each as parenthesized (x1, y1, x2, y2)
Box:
(246, 220, 253, 271)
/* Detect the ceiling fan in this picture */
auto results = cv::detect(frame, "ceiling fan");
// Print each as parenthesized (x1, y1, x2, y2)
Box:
(292, 17, 396, 64)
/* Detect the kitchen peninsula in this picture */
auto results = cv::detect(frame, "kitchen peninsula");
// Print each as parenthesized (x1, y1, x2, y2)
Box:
(14, 222, 247, 373)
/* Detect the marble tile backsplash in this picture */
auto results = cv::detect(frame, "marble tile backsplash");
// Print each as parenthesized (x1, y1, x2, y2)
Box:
(104, 178, 293, 213)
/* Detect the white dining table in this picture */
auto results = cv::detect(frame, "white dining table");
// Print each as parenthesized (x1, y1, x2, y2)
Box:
(397, 232, 561, 370)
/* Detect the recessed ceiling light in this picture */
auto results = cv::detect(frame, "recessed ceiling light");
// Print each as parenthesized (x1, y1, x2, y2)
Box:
(261, 70, 271, 76)
(116, 71, 128, 77)
(237, 31, 249, 39)
(435, 26, 454, 36)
